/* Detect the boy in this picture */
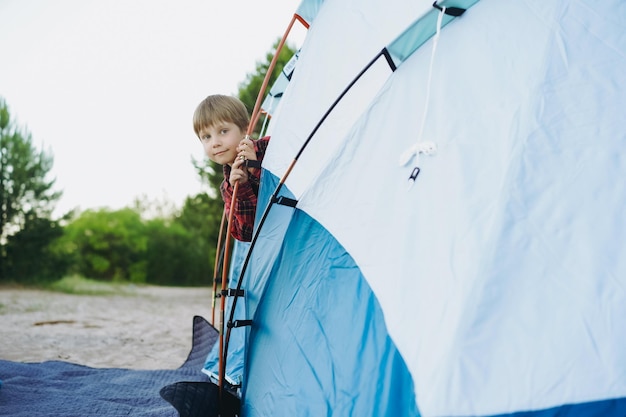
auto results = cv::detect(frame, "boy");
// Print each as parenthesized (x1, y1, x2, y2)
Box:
(193, 94, 270, 242)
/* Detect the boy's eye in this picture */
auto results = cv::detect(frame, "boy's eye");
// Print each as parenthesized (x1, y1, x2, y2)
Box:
(220, 129, 228, 135)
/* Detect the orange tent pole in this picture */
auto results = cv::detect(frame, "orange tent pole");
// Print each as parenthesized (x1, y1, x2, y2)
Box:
(218, 182, 239, 400)
(248, 14, 298, 135)
(211, 208, 227, 326)
(217, 10, 308, 409)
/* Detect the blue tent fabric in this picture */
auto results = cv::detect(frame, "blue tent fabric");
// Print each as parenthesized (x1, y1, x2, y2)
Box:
(0, 315, 218, 417)
(484, 399, 626, 417)
(242, 204, 420, 417)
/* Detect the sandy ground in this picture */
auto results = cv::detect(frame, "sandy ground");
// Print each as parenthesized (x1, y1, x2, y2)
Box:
(0, 285, 215, 370)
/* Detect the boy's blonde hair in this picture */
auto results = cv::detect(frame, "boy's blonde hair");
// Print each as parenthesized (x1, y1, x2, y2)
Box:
(193, 95, 250, 137)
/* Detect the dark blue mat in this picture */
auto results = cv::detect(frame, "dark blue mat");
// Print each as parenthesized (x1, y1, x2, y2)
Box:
(0, 315, 218, 417)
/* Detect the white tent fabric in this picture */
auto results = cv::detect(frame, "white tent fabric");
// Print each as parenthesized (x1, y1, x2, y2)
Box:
(263, 0, 428, 195)
(240, 0, 626, 415)
(259, 49, 300, 137)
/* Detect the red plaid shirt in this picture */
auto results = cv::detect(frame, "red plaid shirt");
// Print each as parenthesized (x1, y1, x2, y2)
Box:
(221, 136, 270, 242)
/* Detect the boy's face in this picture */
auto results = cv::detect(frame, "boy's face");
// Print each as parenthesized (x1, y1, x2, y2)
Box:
(198, 121, 244, 166)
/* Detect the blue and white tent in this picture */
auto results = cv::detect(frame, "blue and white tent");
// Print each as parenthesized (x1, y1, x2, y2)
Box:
(224, 0, 626, 415)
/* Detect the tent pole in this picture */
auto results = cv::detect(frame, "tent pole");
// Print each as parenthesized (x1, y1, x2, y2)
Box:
(217, 12, 304, 407)
(217, 182, 239, 405)
(211, 208, 227, 326)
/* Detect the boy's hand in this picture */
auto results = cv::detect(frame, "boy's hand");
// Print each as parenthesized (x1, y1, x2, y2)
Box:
(236, 137, 259, 176)
(230, 156, 249, 186)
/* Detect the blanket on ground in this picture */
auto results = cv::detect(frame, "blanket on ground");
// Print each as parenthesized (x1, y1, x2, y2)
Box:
(0, 315, 220, 417)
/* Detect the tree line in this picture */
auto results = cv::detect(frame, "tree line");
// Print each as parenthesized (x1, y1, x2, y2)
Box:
(0, 39, 296, 287)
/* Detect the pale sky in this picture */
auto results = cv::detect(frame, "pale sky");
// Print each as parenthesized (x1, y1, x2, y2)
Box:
(0, 0, 306, 218)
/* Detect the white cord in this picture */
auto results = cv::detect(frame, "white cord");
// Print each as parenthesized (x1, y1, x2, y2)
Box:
(400, 6, 446, 188)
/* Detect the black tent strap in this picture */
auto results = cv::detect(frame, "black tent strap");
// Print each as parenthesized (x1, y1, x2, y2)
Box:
(432, 1, 467, 16)
(227, 319, 253, 328)
(217, 288, 245, 298)
(271, 195, 298, 207)
(244, 160, 262, 169)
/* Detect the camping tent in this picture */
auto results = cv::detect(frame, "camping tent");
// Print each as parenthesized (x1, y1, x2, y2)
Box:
(223, 0, 626, 416)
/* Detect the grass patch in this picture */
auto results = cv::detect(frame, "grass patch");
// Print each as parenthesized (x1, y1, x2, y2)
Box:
(48, 275, 136, 296)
